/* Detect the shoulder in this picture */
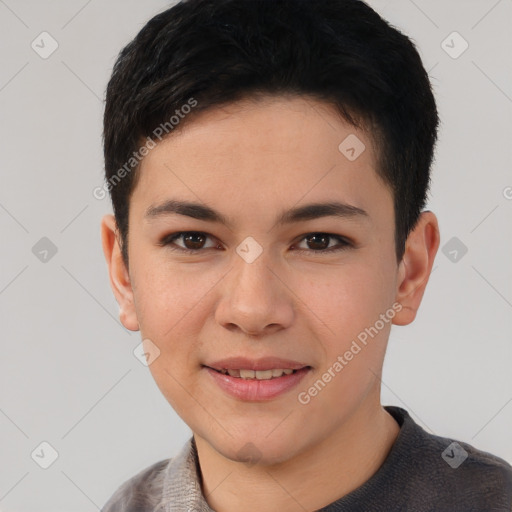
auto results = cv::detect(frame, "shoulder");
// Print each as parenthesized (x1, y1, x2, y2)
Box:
(386, 406, 512, 510)
(426, 433, 512, 506)
(101, 458, 170, 512)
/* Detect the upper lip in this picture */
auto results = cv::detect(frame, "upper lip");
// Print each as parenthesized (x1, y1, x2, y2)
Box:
(204, 357, 310, 371)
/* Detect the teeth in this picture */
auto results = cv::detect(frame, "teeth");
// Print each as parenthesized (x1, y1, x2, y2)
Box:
(220, 368, 296, 379)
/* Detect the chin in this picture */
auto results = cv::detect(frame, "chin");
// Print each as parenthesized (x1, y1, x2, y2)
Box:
(214, 432, 304, 467)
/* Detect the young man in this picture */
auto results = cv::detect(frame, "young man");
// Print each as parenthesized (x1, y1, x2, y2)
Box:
(100, 0, 512, 510)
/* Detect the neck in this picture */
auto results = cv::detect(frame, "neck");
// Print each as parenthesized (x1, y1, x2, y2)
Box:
(194, 399, 400, 512)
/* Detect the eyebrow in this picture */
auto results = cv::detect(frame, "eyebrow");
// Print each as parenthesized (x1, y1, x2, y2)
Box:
(144, 199, 369, 228)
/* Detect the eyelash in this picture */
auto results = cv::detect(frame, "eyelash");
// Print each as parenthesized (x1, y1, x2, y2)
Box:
(158, 231, 353, 255)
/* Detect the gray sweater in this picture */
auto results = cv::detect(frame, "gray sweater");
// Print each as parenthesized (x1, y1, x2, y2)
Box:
(101, 406, 512, 511)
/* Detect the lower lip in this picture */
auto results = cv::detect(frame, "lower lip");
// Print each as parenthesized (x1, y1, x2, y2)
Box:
(204, 367, 311, 401)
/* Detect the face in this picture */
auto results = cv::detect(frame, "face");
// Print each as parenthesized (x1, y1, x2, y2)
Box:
(105, 96, 416, 465)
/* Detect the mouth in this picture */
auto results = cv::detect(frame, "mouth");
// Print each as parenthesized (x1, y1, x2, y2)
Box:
(202, 357, 312, 401)
(206, 367, 307, 380)
(203, 356, 311, 378)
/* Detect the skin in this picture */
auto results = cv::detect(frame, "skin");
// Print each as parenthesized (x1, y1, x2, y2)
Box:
(101, 95, 440, 512)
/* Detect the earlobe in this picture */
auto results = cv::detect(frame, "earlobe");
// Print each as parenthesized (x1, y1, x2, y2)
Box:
(100, 214, 140, 331)
(392, 211, 440, 326)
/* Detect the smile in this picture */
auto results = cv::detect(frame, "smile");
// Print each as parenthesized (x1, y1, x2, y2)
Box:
(211, 368, 297, 379)
(204, 366, 312, 401)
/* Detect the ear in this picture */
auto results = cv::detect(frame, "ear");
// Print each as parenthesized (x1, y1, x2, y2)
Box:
(100, 214, 139, 331)
(392, 211, 440, 326)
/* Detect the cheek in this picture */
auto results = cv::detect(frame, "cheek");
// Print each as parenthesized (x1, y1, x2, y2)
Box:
(131, 257, 210, 336)
(131, 262, 223, 399)
(301, 274, 393, 417)
(301, 263, 392, 337)
(301, 262, 396, 401)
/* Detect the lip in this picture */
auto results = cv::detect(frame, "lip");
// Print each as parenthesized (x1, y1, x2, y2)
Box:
(204, 356, 309, 371)
(204, 365, 312, 401)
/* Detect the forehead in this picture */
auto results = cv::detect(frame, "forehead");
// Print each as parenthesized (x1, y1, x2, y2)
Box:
(131, 95, 392, 228)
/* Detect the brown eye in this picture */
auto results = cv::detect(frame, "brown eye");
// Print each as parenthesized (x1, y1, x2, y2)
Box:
(305, 234, 330, 250)
(293, 233, 352, 254)
(181, 233, 207, 250)
(160, 231, 219, 253)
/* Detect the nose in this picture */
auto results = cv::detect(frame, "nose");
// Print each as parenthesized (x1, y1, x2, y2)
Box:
(215, 253, 294, 337)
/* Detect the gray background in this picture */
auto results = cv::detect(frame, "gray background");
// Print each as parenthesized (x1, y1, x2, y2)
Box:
(0, 0, 511, 510)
